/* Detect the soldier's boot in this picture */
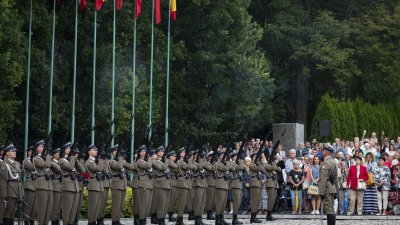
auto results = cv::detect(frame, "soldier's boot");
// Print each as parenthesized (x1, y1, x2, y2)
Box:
(232, 214, 242, 225)
(134, 215, 139, 225)
(9, 219, 14, 225)
(327, 214, 335, 225)
(3, 218, 9, 225)
(175, 217, 184, 225)
(250, 213, 261, 223)
(207, 210, 216, 220)
(112, 221, 119, 225)
(30, 220, 35, 225)
(139, 219, 146, 225)
(220, 214, 230, 225)
(150, 214, 158, 224)
(158, 218, 165, 225)
(24, 220, 29, 225)
(168, 212, 177, 222)
(97, 217, 105, 225)
(73, 218, 78, 225)
(199, 216, 207, 225)
(51, 220, 57, 225)
(188, 210, 194, 220)
(266, 211, 277, 221)
(214, 215, 220, 225)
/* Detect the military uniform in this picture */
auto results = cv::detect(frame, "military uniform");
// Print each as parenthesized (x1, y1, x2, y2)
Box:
(101, 160, 112, 224)
(204, 154, 216, 220)
(263, 160, 280, 221)
(247, 158, 265, 223)
(33, 152, 54, 225)
(85, 150, 107, 225)
(167, 153, 179, 222)
(136, 155, 154, 224)
(109, 154, 130, 224)
(74, 158, 86, 225)
(213, 155, 231, 225)
(50, 155, 62, 225)
(229, 158, 244, 225)
(0, 156, 5, 225)
(319, 146, 338, 225)
(22, 151, 36, 225)
(192, 158, 208, 225)
(1, 144, 23, 225)
(59, 154, 80, 225)
(127, 160, 139, 225)
(175, 150, 195, 225)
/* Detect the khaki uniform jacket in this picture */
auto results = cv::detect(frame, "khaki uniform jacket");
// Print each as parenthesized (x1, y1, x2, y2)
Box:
(85, 158, 107, 191)
(248, 162, 265, 188)
(153, 158, 171, 189)
(319, 156, 338, 195)
(59, 156, 79, 192)
(175, 159, 195, 189)
(204, 161, 215, 187)
(51, 160, 62, 192)
(192, 159, 207, 188)
(166, 159, 178, 187)
(263, 161, 280, 188)
(0, 159, 4, 197)
(109, 157, 128, 191)
(0, 159, 23, 198)
(214, 161, 231, 190)
(103, 163, 112, 189)
(137, 158, 154, 189)
(76, 159, 86, 191)
(33, 154, 53, 191)
(126, 162, 138, 189)
(229, 160, 244, 189)
(22, 158, 36, 191)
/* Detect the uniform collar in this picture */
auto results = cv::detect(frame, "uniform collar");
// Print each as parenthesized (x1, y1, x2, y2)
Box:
(89, 157, 96, 161)
(53, 159, 59, 163)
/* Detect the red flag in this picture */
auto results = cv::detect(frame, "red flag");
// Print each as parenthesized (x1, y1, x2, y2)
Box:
(136, 0, 142, 19)
(170, 0, 176, 21)
(155, 0, 161, 25)
(95, 0, 105, 11)
(78, 0, 87, 11)
(116, 0, 123, 11)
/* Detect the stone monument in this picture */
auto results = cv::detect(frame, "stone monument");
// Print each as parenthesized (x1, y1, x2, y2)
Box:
(272, 123, 304, 154)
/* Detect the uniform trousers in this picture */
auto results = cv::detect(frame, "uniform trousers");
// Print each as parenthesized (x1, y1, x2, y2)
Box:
(51, 191, 62, 221)
(111, 189, 126, 221)
(323, 193, 335, 214)
(36, 190, 54, 225)
(62, 191, 79, 225)
(152, 188, 170, 218)
(232, 188, 243, 214)
(75, 190, 83, 222)
(193, 187, 207, 216)
(205, 186, 215, 211)
(266, 187, 277, 211)
(214, 189, 228, 215)
(4, 198, 17, 219)
(0, 199, 5, 224)
(168, 186, 177, 213)
(132, 188, 139, 216)
(176, 187, 189, 217)
(24, 190, 36, 221)
(137, 188, 153, 220)
(88, 191, 103, 223)
(101, 187, 109, 217)
(187, 188, 194, 211)
(250, 187, 261, 213)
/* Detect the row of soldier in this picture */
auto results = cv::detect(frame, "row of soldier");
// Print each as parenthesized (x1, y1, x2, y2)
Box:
(0, 140, 283, 225)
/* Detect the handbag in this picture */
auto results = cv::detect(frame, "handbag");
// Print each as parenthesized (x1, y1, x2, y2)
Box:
(308, 184, 319, 195)
(367, 171, 375, 187)
(357, 180, 366, 190)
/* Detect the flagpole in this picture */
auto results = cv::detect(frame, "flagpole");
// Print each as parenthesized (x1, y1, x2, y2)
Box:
(91, 9, 97, 145)
(131, 2, 137, 162)
(111, 0, 116, 147)
(165, 0, 172, 147)
(71, 0, 78, 143)
(148, 0, 155, 142)
(24, 0, 33, 156)
(48, 0, 56, 135)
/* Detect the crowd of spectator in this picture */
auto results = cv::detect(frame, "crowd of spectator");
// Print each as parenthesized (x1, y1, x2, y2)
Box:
(230, 132, 400, 215)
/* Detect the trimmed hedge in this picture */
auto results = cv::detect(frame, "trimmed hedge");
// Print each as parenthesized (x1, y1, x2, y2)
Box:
(310, 94, 400, 142)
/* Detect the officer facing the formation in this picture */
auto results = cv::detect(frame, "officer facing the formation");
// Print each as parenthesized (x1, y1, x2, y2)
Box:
(109, 144, 133, 225)
(263, 153, 280, 221)
(59, 142, 80, 225)
(174, 147, 195, 225)
(22, 146, 36, 225)
(136, 145, 154, 225)
(0, 144, 23, 225)
(228, 151, 244, 225)
(50, 148, 62, 225)
(213, 151, 231, 225)
(85, 145, 108, 225)
(319, 144, 338, 225)
(33, 140, 54, 225)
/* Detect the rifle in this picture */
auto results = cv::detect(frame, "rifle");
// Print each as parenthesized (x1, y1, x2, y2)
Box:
(254, 131, 272, 163)
(236, 140, 246, 164)
(268, 128, 286, 163)
(145, 124, 154, 160)
(210, 142, 220, 164)
(162, 144, 172, 162)
(45, 130, 54, 156)
(221, 142, 234, 163)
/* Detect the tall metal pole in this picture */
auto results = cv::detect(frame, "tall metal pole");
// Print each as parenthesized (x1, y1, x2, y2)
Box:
(24, 0, 33, 157)
(48, 0, 56, 135)
(131, 3, 137, 163)
(111, 0, 116, 147)
(91, 10, 97, 145)
(71, 0, 78, 143)
(165, 0, 172, 147)
(148, 0, 155, 142)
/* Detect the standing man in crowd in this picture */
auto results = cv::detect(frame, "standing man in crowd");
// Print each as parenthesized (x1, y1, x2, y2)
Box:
(319, 144, 338, 225)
